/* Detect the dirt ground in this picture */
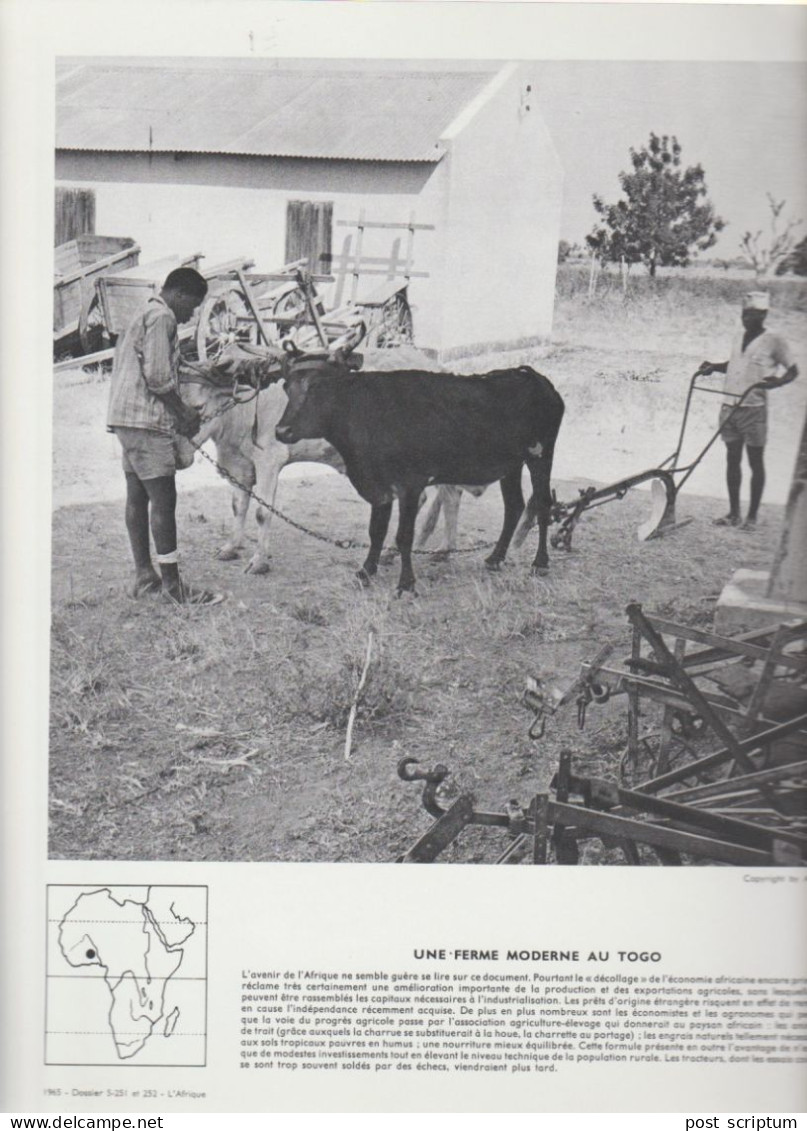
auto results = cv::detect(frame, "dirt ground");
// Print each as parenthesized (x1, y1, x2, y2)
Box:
(49, 303, 805, 864)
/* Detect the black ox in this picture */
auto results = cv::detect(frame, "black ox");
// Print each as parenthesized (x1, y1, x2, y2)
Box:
(275, 358, 565, 593)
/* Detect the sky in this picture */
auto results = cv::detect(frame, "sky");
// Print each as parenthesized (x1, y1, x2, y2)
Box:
(532, 61, 807, 260)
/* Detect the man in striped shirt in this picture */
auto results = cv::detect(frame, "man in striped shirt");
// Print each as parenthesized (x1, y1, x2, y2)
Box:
(697, 291, 798, 529)
(108, 267, 222, 604)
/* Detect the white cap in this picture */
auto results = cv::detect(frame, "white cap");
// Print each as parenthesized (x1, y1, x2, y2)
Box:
(743, 291, 769, 311)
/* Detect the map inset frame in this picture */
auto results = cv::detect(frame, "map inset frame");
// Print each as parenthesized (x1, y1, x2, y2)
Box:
(46, 885, 208, 1067)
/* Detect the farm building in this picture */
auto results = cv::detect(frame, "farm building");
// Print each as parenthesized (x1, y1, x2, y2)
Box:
(55, 59, 563, 358)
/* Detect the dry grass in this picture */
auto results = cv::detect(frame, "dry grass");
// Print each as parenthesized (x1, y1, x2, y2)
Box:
(49, 468, 782, 863)
(49, 268, 806, 863)
(554, 263, 807, 357)
(557, 261, 807, 310)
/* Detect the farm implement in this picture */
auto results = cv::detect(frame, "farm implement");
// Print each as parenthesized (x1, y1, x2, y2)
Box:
(397, 604, 807, 865)
(80, 251, 254, 355)
(193, 260, 410, 362)
(540, 374, 770, 551)
(60, 211, 425, 368)
(58, 256, 413, 372)
(53, 234, 140, 354)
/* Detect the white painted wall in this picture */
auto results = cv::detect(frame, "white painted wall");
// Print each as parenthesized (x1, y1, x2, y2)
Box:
(56, 152, 440, 337)
(435, 64, 563, 355)
(56, 72, 564, 358)
(57, 177, 287, 273)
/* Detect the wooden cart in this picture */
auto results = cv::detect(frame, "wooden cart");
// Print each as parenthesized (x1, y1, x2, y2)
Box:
(194, 259, 321, 362)
(78, 254, 256, 355)
(53, 235, 140, 353)
(194, 260, 414, 363)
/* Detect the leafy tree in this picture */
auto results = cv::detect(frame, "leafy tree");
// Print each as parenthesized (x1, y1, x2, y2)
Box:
(586, 133, 725, 276)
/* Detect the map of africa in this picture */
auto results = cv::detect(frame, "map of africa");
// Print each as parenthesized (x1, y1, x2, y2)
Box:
(46, 885, 207, 1066)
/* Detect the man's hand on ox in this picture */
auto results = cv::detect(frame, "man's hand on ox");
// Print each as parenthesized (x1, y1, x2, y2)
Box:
(157, 388, 201, 437)
(174, 404, 202, 438)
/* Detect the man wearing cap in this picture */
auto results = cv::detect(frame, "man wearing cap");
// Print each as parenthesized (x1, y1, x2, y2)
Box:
(697, 291, 798, 529)
(107, 266, 223, 604)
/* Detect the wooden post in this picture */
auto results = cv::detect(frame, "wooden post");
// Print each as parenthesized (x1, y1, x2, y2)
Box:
(766, 404, 807, 605)
(386, 236, 402, 282)
(333, 234, 352, 310)
(403, 210, 417, 281)
(350, 208, 365, 304)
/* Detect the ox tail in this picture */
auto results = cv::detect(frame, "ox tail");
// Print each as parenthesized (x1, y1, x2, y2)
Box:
(514, 428, 560, 550)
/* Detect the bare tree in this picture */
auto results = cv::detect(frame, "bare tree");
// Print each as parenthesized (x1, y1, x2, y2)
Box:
(739, 194, 803, 279)
(777, 234, 807, 277)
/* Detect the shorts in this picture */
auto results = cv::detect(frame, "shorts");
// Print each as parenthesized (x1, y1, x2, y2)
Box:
(718, 404, 767, 448)
(114, 427, 195, 479)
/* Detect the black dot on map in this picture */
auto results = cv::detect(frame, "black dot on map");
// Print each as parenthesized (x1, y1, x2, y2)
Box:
(86, 949, 96, 959)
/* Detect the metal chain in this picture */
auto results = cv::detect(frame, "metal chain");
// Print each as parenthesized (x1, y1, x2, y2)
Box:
(189, 437, 365, 548)
(181, 405, 493, 554)
(177, 364, 495, 554)
(173, 312, 510, 557)
(188, 437, 495, 554)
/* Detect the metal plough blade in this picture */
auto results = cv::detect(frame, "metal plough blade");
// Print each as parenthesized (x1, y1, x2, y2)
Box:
(637, 477, 676, 542)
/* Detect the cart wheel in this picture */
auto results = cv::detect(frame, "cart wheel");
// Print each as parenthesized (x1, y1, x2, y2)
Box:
(78, 292, 114, 355)
(370, 291, 414, 349)
(196, 285, 260, 364)
(273, 285, 330, 352)
(272, 287, 307, 341)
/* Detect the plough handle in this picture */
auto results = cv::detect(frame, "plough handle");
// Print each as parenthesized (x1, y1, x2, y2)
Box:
(672, 381, 769, 492)
(668, 370, 708, 471)
(551, 377, 770, 551)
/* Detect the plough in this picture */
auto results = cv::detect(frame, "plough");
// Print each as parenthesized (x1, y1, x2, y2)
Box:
(537, 374, 770, 551)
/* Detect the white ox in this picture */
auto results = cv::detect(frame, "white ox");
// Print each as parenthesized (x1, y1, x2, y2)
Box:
(180, 373, 466, 573)
(415, 483, 487, 553)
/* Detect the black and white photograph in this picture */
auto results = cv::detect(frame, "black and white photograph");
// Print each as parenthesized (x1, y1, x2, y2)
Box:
(2, 0, 807, 1118)
(49, 52, 807, 867)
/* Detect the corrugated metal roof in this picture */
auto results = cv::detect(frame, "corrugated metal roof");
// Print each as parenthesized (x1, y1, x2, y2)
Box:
(56, 65, 495, 162)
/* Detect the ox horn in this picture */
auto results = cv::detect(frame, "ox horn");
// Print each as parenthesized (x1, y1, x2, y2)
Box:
(327, 320, 367, 358)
